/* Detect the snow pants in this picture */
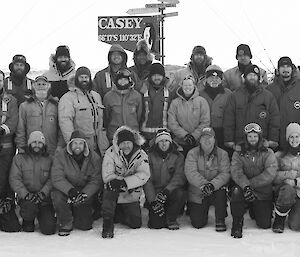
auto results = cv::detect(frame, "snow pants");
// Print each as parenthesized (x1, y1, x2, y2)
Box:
(188, 187, 227, 228)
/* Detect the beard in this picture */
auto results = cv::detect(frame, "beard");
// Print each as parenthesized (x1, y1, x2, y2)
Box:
(77, 81, 90, 92)
(35, 90, 48, 99)
(29, 145, 45, 156)
(245, 79, 259, 94)
(56, 60, 71, 73)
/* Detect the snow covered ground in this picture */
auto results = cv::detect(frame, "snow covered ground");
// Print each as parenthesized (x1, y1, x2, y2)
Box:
(1, 207, 300, 257)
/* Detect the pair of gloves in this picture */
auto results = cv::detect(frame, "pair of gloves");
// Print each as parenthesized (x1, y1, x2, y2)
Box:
(0, 197, 14, 214)
(68, 188, 87, 205)
(150, 188, 170, 217)
(24, 192, 46, 205)
(105, 179, 127, 193)
(243, 186, 256, 202)
(184, 134, 196, 146)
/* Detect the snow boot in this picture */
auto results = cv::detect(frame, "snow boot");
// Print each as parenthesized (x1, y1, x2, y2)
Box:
(22, 220, 35, 232)
(231, 217, 243, 238)
(215, 218, 227, 232)
(272, 214, 286, 233)
(102, 217, 114, 238)
(58, 228, 72, 236)
(167, 220, 179, 230)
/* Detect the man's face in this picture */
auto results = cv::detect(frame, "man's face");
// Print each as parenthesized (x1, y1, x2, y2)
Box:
(78, 74, 90, 88)
(237, 54, 251, 65)
(136, 51, 147, 65)
(245, 73, 259, 87)
(33, 80, 50, 99)
(30, 141, 44, 153)
(56, 56, 70, 71)
(151, 74, 164, 85)
(158, 139, 170, 152)
(206, 75, 222, 88)
(119, 141, 133, 155)
(13, 62, 25, 75)
(200, 135, 215, 152)
(110, 51, 123, 65)
(288, 133, 300, 148)
(0, 74, 4, 90)
(182, 79, 195, 96)
(193, 53, 205, 65)
(279, 65, 292, 79)
(117, 77, 130, 87)
(247, 132, 259, 146)
(71, 139, 85, 155)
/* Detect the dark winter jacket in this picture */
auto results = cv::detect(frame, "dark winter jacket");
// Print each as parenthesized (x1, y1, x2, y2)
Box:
(223, 86, 280, 144)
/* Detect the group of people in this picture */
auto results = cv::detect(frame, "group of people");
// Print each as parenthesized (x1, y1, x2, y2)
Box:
(0, 40, 300, 240)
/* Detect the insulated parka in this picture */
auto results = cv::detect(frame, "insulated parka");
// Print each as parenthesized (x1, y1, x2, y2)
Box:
(231, 145, 277, 200)
(102, 126, 150, 203)
(267, 72, 300, 146)
(185, 146, 230, 203)
(9, 152, 52, 199)
(168, 88, 210, 145)
(51, 139, 102, 198)
(223, 86, 280, 144)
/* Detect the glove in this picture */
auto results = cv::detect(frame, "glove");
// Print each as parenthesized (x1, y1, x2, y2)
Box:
(155, 188, 169, 205)
(0, 128, 5, 136)
(243, 186, 256, 202)
(32, 192, 46, 204)
(24, 193, 36, 203)
(150, 201, 165, 217)
(202, 183, 215, 197)
(72, 192, 88, 205)
(184, 134, 196, 146)
(105, 179, 127, 192)
(68, 188, 81, 202)
(0, 197, 13, 214)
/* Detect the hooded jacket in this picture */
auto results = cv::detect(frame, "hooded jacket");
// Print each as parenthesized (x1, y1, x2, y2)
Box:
(9, 151, 52, 199)
(58, 74, 104, 151)
(43, 54, 76, 99)
(103, 84, 142, 141)
(168, 88, 210, 145)
(184, 145, 230, 203)
(231, 144, 277, 200)
(93, 44, 138, 98)
(223, 65, 268, 92)
(51, 138, 102, 198)
(102, 126, 150, 203)
(267, 71, 300, 146)
(16, 95, 64, 155)
(223, 86, 280, 144)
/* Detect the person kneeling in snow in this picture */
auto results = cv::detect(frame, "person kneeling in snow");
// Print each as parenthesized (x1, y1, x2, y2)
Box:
(230, 123, 277, 238)
(144, 129, 186, 230)
(185, 127, 230, 232)
(101, 126, 150, 238)
(51, 130, 102, 236)
(9, 131, 56, 234)
(272, 123, 300, 233)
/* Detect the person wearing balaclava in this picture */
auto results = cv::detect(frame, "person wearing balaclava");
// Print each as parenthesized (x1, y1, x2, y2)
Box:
(223, 64, 280, 152)
(4, 54, 34, 106)
(43, 45, 76, 99)
(103, 68, 142, 142)
(0, 69, 20, 232)
(169, 45, 213, 93)
(267, 57, 300, 148)
(273, 123, 300, 233)
(230, 123, 277, 238)
(93, 44, 139, 98)
(10, 131, 56, 235)
(16, 75, 64, 156)
(51, 130, 102, 236)
(199, 65, 232, 151)
(140, 63, 174, 146)
(59, 66, 105, 154)
(223, 44, 268, 92)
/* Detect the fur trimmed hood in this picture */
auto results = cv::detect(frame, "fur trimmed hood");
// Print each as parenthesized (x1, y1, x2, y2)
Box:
(112, 126, 145, 151)
(134, 39, 154, 63)
(66, 136, 89, 157)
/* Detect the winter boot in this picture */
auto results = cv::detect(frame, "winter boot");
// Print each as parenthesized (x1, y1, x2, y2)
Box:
(215, 218, 227, 232)
(167, 220, 179, 230)
(102, 217, 114, 238)
(58, 228, 72, 236)
(22, 220, 35, 232)
(231, 217, 243, 238)
(272, 214, 286, 233)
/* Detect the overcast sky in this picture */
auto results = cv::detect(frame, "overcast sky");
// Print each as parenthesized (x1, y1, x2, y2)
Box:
(1, 0, 299, 73)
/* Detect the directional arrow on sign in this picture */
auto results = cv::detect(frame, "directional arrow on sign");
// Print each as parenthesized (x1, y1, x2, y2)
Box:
(126, 7, 159, 15)
(158, 0, 180, 3)
(145, 3, 176, 8)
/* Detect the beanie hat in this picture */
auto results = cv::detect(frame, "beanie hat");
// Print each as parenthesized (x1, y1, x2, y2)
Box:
(200, 127, 215, 138)
(205, 65, 223, 79)
(149, 63, 165, 77)
(244, 64, 260, 78)
(278, 56, 293, 69)
(55, 45, 70, 59)
(117, 129, 135, 146)
(155, 129, 172, 144)
(28, 131, 46, 146)
(236, 44, 252, 59)
(192, 46, 206, 56)
(286, 123, 300, 141)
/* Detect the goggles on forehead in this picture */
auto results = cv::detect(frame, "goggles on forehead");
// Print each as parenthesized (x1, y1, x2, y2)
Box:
(183, 75, 195, 83)
(117, 69, 131, 77)
(244, 123, 262, 134)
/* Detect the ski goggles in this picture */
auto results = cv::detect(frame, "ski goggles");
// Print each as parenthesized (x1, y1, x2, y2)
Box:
(244, 123, 262, 134)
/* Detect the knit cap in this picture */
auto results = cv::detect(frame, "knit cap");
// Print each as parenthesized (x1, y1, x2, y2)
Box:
(205, 65, 223, 79)
(278, 56, 293, 69)
(155, 129, 172, 144)
(244, 64, 260, 78)
(117, 129, 135, 145)
(286, 123, 300, 140)
(55, 45, 70, 58)
(28, 131, 46, 146)
(149, 63, 165, 77)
